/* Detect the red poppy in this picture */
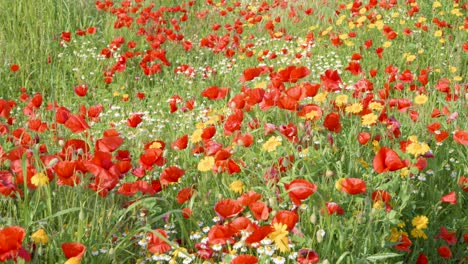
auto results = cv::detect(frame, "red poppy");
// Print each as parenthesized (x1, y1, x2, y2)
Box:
(458, 176, 468, 192)
(231, 255, 258, 264)
(435, 226, 457, 245)
(201, 86, 229, 100)
(437, 246, 452, 259)
(373, 147, 406, 173)
(297, 104, 322, 120)
(371, 190, 391, 203)
(171, 134, 188, 150)
(278, 66, 310, 83)
(117, 182, 140, 196)
(234, 133, 253, 147)
(208, 225, 234, 245)
(245, 225, 274, 244)
(214, 199, 244, 219)
(201, 125, 216, 140)
(182, 207, 192, 218)
(320, 69, 342, 92)
(61, 32, 71, 42)
(394, 234, 412, 252)
(0, 171, 19, 197)
(0, 226, 25, 262)
(228, 217, 257, 235)
(440, 191, 457, 204)
(249, 201, 270, 221)
(139, 148, 166, 170)
(323, 202, 344, 215)
(147, 229, 171, 254)
(74, 85, 88, 97)
(297, 249, 320, 264)
(54, 161, 80, 186)
(358, 132, 371, 145)
(127, 114, 143, 128)
(237, 190, 262, 206)
(341, 178, 367, 195)
(0, 99, 13, 119)
(61, 242, 86, 260)
(345, 61, 362, 76)
(160, 166, 185, 186)
(10, 64, 20, 72)
(272, 210, 298, 230)
(177, 187, 194, 204)
(64, 114, 90, 133)
(95, 129, 123, 152)
(453, 130, 468, 146)
(285, 179, 317, 206)
(224, 109, 243, 136)
(240, 67, 262, 82)
(323, 112, 342, 133)
(416, 253, 428, 264)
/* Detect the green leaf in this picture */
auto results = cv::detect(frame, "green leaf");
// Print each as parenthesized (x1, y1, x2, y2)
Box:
(366, 253, 402, 262)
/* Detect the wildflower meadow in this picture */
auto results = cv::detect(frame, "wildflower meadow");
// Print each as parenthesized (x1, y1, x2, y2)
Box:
(0, 0, 467, 263)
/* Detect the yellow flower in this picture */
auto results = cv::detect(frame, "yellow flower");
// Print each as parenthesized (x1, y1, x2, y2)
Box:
(414, 94, 428, 105)
(305, 110, 319, 120)
(345, 103, 363, 114)
(406, 54, 416, 62)
(432, 1, 441, 8)
(31, 229, 49, 245)
(197, 156, 214, 172)
(361, 113, 378, 126)
(411, 228, 428, 239)
(230, 181, 244, 194)
(449, 66, 457, 73)
(335, 94, 348, 106)
(64, 257, 81, 264)
(148, 141, 162, 149)
(191, 128, 203, 144)
(335, 178, 345, 191)
(373, 201, 384, 210)
(388, 227, 401, 242)
(372, 140, 380, 153)
(406, 141, 430, 157)
(31, 173, 49, 187)
(269, 223, 289, 253)
(369, 102, 383, 111)
(412, 215, 429, 230)
(383, 41, 392, 48)
(262, 136, 282, 152)
(313, 92, 328, 103)
(400, 167, 410, 178)
(434, 30, 443, 37)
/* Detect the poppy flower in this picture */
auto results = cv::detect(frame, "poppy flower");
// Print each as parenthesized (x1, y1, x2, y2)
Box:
(416, 253, 428, 264)
(214, 199, 244, 219)
(394, 234, 412, 252)
(320, 69, 342, 92)
(74, 85, 88, 97)
(171, 134, 188, 150)
(208, 225, 234, 245)
(54, 161, 80, 186)
(437, 246, 452, 259)
(0, 99, 13, 119)
(249, 201, 270, 221)
(0, 226, 25, 262)
(10, 64, 20, 72)
(127, 113, 143, 128)
(237, 190, 262, 206)
(201, 86, 229, 100)
(231, 254, 258, 264)
(64, 114, 90, 133)
(297, 249, 320, 264)
(373, 147, 406, 173)
(240, 67, 262, 82)
(285, 179, 317, 206)
(323, 112, 342, 133)
(278, 66, 310, 83)
(440, 191, 457, 204)
(340, 178, 367, 195)
(160, 166, 185, 186)
(0, 171, 19, 197)
(323, 202, 344, 215)
(453, 130, 468, 146)
(245, 225, 274, 244)
(177, 187, 194, 204)
(62, 242, 86, 261)
(272, 210, 298, 231)
(147, 229, 171, 254)
(228, 217, 258, 235)
(435, 226, 457, 245)
(95, 129, 123, 152)
(224, 109, 243, 136)
(358, 132, 371, 145)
